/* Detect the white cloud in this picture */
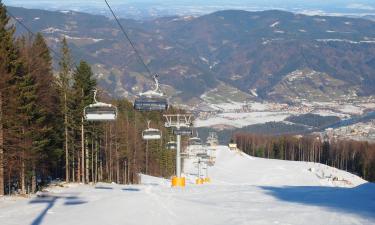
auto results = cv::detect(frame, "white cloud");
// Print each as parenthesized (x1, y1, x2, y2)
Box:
(347, 3, 375, 10)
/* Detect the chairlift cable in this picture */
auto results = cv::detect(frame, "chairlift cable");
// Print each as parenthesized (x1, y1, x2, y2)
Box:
(104, 0, 153, 77)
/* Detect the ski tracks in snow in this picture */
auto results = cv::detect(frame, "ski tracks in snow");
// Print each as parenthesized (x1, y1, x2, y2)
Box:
(144, 185, 179, 225)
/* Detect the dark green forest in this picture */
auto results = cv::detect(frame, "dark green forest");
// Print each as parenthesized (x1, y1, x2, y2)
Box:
(0, 2, 180, 195)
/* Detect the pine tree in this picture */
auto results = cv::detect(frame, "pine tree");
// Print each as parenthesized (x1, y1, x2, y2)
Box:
(0, 1, 22, 195)
(71, 61, 96, 183)
(16, 62, 39, 194)
(33, 34, 63, 174)
(24, 33, 63, 192)
(58, 38, 73, 183)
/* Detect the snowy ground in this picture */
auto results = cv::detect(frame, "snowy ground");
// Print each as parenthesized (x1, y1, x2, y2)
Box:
(194, 98, 375, 128)
(1, 146, 374, 225)
(195, 111, 293, 128)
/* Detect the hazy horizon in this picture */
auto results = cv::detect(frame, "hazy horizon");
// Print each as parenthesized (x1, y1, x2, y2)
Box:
(3, 0, 375, 19)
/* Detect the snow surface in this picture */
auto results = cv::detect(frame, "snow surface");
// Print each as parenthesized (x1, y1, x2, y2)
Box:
(195, 112, 293, 128)
(0, 146, 374, 225)
(270, 21, 280, 28)
(195, 97, 375, 129)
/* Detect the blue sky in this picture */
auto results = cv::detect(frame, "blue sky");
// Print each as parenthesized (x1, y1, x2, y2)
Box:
(3, 0, 375, 18)
(3, 0, 375, 8)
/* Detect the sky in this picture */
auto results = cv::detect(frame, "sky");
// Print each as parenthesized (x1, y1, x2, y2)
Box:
(3, 0, 375, 18)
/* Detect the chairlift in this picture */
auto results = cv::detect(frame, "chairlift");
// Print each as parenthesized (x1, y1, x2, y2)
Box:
(134, 74, 168, 111)
(189, 131, 202, 145)
(196, 153, 209, 159)
(166, 141, 177, 150)
(189, 137, 202, 146)
(142, 121, 162, 140)
(84, 90, 117, 121)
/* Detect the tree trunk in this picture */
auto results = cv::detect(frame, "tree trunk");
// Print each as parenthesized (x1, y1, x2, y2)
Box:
(116, 141, 120, 184)
(21, 128, 26, 194)
(72, 145, 75, 183)
(127, 160, 130, 185)
(109, 125, 112, 182)
(0, 93, 4, 196)
(105, 128, 109, 181)
(95, 140, 98, 183)
(91, 136, 94, 183)
(85, 136, 89, 183)
(99, 158, 103, 182)
(64, 93, 69, 183)
(77, 148, 81, 183)
(133, 116, 137, 183)
(31, 164, 36, 193)
(21, 156, 25, 194)
(81, 117, 85, 183)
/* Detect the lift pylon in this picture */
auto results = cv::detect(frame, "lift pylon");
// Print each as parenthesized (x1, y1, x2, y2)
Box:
(163, 114, 194, 187)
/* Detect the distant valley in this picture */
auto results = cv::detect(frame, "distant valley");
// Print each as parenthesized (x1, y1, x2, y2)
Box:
(8, 6, 375, 138)
(9, 7, 375, 102)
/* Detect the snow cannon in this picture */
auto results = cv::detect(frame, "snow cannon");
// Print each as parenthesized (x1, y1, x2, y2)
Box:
(172, 177, 186, 187)
(195, 178, 204, 185)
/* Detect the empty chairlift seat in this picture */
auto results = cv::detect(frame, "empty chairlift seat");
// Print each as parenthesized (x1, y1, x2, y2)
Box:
(142, 128, 162, 140)
(166, 141, 177, 150)
(134, 74, 169, 111)
(134, 96, 168, 111)
(189, 137, 202, 146)
(84, 103, 117, 121)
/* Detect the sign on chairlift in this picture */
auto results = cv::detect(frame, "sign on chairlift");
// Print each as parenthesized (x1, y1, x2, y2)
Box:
(173, 127, 193, 136)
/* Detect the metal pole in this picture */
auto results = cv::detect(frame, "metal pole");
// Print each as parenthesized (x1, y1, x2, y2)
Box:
(176, 134, 181, 177)
(146, 140, 149, 174)
(205, 163, 208, 178)
(197, 159, 201, 179)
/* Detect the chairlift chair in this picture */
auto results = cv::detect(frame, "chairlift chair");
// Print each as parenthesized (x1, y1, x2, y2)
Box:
(166, 141, 177, 150)
(189, 137, 202, 146)
(189, 131, 202, 145)
(142, 121, 162, 140)
(84, 90, 117, 121)
(134, 74, 168, 111)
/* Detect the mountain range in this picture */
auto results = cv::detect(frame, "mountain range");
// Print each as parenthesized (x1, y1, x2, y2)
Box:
(5, 0, 375, 19)
(8, 6, 375, 105)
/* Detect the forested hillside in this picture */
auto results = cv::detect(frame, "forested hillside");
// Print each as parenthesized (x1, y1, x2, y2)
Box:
(0, 2, 178, 196)
(7, 6, 375, 102)
(234, 133, 375, 181)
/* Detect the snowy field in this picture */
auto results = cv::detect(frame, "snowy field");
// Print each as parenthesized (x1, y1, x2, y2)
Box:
(194, 111, 293, 128)
(194, 98, 375, 128)
(1, 146, 374, 225)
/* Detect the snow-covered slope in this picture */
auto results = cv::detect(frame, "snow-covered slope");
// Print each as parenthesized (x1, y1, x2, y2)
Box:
(184, 146, 366, 187)
(0, 146, 374, 225)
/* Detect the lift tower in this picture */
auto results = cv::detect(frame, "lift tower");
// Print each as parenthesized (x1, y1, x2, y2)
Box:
(164, 114, 194, 187)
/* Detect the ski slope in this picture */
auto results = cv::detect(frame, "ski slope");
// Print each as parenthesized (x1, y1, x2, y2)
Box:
(1, 146, 374, 225)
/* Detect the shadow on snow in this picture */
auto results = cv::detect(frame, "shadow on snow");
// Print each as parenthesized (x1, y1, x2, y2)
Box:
(122, 188, 140, 192)
(29, 193, 87, 225)
(260, 183, 375, 219)
(94, 186, 113, 190)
